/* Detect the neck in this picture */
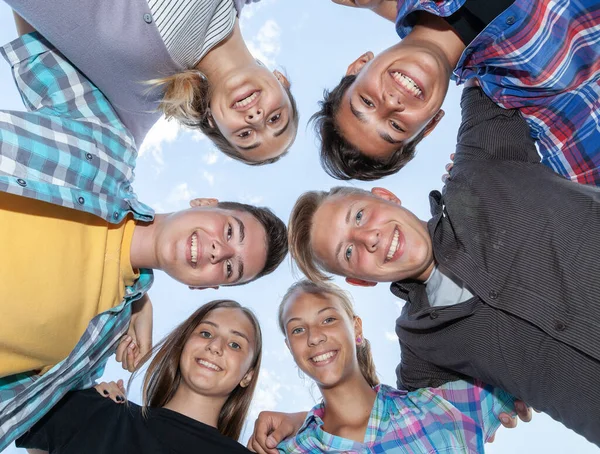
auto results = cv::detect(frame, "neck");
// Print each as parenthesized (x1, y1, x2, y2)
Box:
(163, 384, 227, 428)
(319, 373, 377, 442)
(195, 19, 257, 80)
(130, 215, 166, 270)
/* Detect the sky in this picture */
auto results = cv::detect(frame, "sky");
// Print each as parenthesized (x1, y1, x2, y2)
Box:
(1, 0, 598, 452)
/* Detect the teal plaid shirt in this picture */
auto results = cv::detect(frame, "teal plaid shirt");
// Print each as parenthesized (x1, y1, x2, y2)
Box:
(0, 33, 154, 450)
(278, 381, 515, 453)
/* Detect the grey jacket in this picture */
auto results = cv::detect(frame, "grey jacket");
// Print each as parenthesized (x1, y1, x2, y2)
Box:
(392, 88, 600, 445)
(7, 0, 257, 146)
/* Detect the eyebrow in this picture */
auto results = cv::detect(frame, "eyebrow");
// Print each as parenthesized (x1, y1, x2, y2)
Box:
(199, 321, 250, 343)
(379, 131, 401, 145)
(286, 306, 340, 326)
(238, 142, 262, 151)
(350, 101, 402, 145)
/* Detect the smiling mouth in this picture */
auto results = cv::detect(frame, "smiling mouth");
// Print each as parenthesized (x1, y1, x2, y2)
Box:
(232, 90, 261, 110)
(196, 358, 222, 371)
(190, 232, 198, 267)
(310, 350, 338, 364)
(390, 72, 423, 99)
(385, 227, 401, 263)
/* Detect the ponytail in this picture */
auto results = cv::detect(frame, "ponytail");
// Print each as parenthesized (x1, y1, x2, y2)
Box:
(357, 337, 379, 388)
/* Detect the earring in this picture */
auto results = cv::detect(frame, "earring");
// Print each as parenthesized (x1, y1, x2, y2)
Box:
(356, 336, 362, 345)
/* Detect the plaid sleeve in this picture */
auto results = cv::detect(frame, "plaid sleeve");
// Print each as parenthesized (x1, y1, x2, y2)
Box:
(429, 379, 516, 442)
(0, 32, 122, 127)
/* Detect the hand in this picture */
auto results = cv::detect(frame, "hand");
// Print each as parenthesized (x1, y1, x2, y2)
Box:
(441, 153, 455, 183)
(331, 0, 384, 8)
(247, 411, 308, 454)
(117, 294, 153, 372)
(489, 400, 535, 442)
(94, 380, 127, 404)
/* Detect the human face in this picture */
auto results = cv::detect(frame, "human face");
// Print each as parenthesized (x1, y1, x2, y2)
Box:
(282, 290, 360, 389)
(310, 189, 434, 283)
(335, 43, 450, 160)
(179, 307, 256, 399)
(154, 206, 267, 288)
(210, 67, 295, 162)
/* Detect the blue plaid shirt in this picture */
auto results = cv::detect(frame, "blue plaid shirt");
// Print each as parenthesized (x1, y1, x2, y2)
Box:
(279, 381, 515, 454)
(0, 33, 154, 450)
(396, 0, 600, 186)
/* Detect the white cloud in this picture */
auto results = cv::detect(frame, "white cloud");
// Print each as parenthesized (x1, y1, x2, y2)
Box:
(203, 171, 215, 186)
(139, 116, 182, 168)
(202, 150, 219, 166)
(240, 194, 264, 205)
(240, 0, 279, 21)
(248, 368, 283, 422)
(167, 183, 196, 206)
(247, 19, 282, 68)
(385, 331, 398, 342)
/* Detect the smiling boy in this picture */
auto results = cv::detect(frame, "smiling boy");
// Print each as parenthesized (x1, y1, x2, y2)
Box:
(289, 86, 600, 444)
(317, 0, 600, 183)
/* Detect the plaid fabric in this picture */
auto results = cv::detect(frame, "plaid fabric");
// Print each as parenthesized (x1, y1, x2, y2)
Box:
(278, 381, 515, 453)
(0, 33, 155, 450)
(395, 0, 600, 186)
(0, 32, 153, 223)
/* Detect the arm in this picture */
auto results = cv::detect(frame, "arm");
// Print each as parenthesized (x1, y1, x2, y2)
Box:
(116, 293, 153, 372)
(331, 0, 398, 22)
(247, 411, 308, 454)
(12, 11, 36, 36)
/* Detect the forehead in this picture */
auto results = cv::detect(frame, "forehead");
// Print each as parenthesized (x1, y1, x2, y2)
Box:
(201, 307, 256, 341)
(282, 290, 342, 322)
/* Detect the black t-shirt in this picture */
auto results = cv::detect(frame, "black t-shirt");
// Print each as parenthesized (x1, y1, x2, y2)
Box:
(443, 0, 516, 45)
(17, 389, 251, 454)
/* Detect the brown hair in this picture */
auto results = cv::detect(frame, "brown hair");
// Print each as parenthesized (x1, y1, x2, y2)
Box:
(278, 280, 379, 388)
(153, 70, 299, 165)
(216, 201, 288, 282)
(311, 75, 426, 181)
(288, 186, 370, 282)
(133, 300, 262, 440)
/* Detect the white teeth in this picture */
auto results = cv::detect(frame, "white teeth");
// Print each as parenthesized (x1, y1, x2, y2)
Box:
(387, 229, 400, 261)
(234, 91, 259, 108)
(311, 351, 336, 363)
(197, 359, 221, 371)
(191, 233, 197, 264)
(392, 72, 422, 98)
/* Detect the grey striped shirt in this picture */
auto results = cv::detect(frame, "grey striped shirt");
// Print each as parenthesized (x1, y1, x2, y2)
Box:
(147, 0, 236, 68)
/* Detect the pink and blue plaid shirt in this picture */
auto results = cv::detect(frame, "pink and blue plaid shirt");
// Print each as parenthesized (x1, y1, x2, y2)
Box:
(278, 381, 514, 454)
(395, 0, 600, 186)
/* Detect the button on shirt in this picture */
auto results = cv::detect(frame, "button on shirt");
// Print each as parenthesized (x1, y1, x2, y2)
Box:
(278, 382, 514, 453)
(0, 33, 154, 451)
(395, 0, 600, 186)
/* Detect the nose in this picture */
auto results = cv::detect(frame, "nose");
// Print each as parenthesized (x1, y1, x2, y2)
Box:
(384, 91, 405, 112)
(210, 240, 234, 264)
(245, 106, 264, 124)
(206, 337, 224, 356)
(355, 228, 380, 252)
(307, 327, 326, 347)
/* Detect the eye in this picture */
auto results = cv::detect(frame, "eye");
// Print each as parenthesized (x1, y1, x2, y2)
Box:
(345, 244, 353, 261)
(323, 317, 336, 324)
(238, 130, 253, 139)
(200, 331, 212, 339)
(361, 96, 374, 108)
(390, 120, 404, 132)
(229, 341, 241, 350)
(226, 260, 233, 279)
(291, 327, 305, 335)
(226, 223, 233, 241)
(268, 113, 281, 124)
(355, 209, 363, 225)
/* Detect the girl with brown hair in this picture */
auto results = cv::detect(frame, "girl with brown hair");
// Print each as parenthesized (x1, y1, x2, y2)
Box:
(8, 0, 299, 165)
(18, 300, 262, 454)
(250, 280, 517, 453)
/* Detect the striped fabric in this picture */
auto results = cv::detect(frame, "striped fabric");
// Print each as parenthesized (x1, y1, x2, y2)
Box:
(0, 33, 155, 450)
(395, 0, 600, 186)
(393, 88, 600, 445)
(148, 0, 237, 68)
(278, 381, 515, 453)
(0, 33, 154, 224)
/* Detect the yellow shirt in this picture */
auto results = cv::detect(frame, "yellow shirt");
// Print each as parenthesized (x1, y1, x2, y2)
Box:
(0, 192, 138, 377)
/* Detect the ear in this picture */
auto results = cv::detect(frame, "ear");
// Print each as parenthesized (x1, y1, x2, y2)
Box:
(345, 277, 377, 287)
(273, 70, 291, 89)
(240, 369, 255, 388)
(370, 187, 401, 205)
(189, 198, 219, 208)
(353, 316, 364, 340)
(346, 51, 374, 76)
(422, 109, 444, 139)
(188, 285, 220, 290)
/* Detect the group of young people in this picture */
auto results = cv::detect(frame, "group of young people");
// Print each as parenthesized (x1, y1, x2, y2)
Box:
(0, 0, 599, 453)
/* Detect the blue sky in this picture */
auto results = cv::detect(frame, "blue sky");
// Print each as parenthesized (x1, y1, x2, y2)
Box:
(1, 1, 598, 452)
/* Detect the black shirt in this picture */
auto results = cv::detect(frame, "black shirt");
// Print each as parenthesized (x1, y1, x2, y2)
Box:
(17, 389, 252, 454)
(444, 0, 515, 45)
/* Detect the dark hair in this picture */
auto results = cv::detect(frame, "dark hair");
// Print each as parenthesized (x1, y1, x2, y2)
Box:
(311, 75, 426, 181)
(217, 201, 288, 281)
(134, 300, 263, 440)
(279, 280, 379, 388)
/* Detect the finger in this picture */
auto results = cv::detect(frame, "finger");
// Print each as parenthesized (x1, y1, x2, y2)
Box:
(445, 162, 453, 172)
(117, 379, 126, 394)
(107, 382, 127, 404)
(499, 413, 517, 429)
(515, 401, 533, 422)
(442, 174, 449, 183)
(94, 382, 110, 397)
(450, 153, 455, 160)
(488, 433, 496, 443)
(125, 341, 137, 372)
(116, 336, 132, 363)
(250, 417, 280, 454)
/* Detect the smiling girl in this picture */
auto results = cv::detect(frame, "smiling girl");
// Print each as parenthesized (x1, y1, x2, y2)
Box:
(18, 300, 261, 454)
(271, 280, 515, 453)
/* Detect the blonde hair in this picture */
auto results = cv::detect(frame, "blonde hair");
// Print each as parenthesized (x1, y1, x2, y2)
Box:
(133, 300, 262, 440)
(288, 186, 371, 282)
(278, 280, 379, 388)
